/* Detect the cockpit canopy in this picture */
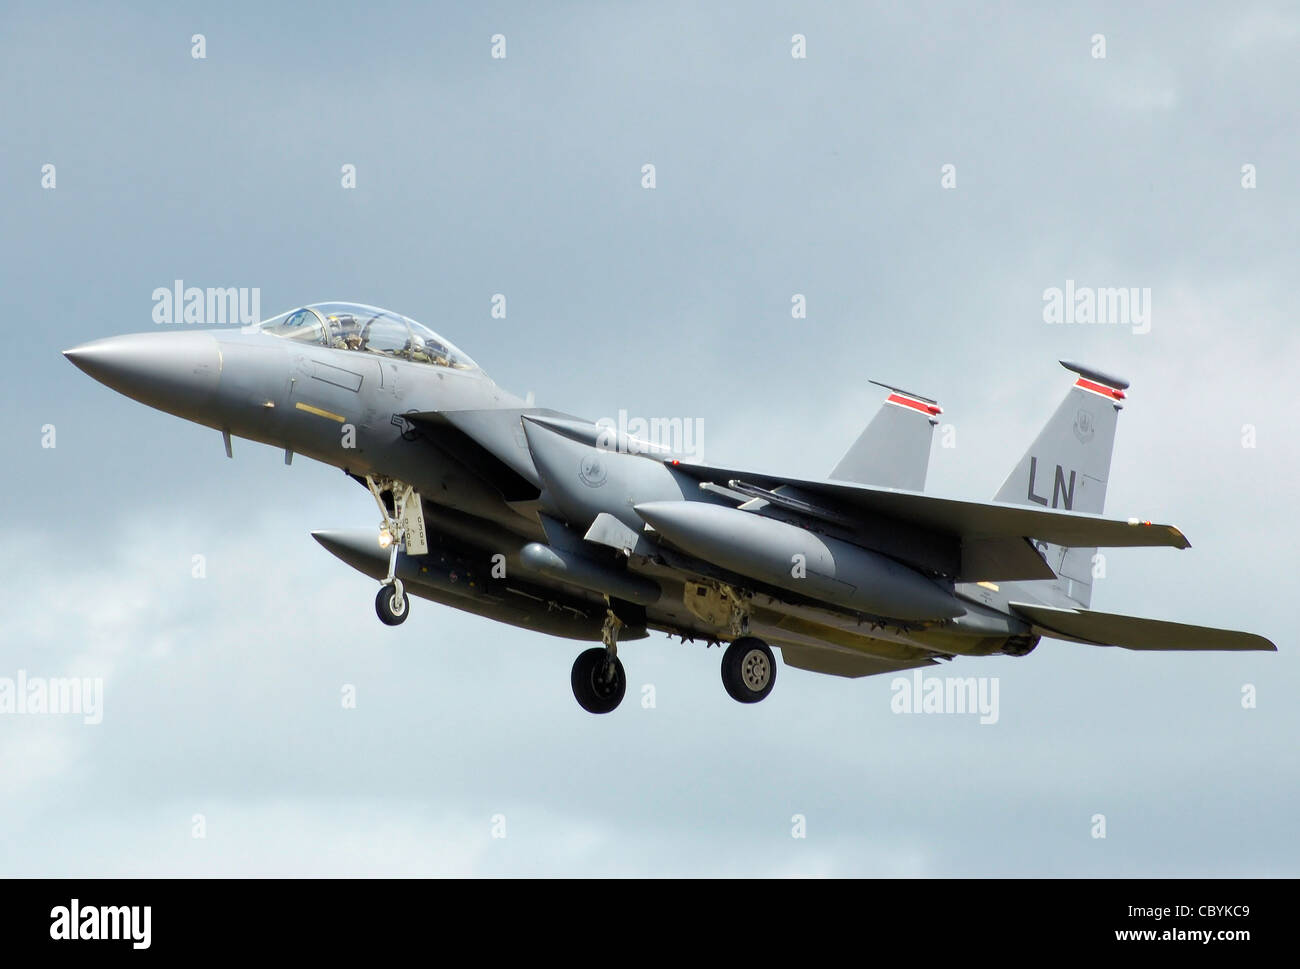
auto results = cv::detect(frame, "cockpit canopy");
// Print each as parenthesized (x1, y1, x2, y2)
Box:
(257, 302, 479, 371)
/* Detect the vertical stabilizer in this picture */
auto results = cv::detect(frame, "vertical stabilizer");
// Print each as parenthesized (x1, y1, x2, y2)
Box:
(994, 362, 1128, 608)
(830, 381, 941, 491)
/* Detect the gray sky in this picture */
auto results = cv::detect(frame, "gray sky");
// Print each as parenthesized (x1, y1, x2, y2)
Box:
(1, 1, 1296, 875)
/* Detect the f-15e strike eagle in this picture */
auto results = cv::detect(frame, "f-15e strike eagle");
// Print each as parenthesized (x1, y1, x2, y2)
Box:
(65, 302, 1275, 713)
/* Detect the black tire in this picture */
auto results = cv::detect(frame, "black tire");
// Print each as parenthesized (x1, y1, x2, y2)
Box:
(570, 647, 626, 714)
(375, 585, 409, 626)
(721, 637, 776, 703)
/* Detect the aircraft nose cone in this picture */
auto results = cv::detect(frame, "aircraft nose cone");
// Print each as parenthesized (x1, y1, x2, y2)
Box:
(64, 331, 222, 421)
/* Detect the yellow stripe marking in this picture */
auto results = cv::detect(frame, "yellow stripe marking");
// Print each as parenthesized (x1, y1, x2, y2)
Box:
(294, 401, 346, 423)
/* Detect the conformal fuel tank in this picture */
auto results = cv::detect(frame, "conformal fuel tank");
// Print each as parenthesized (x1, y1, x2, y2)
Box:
(633, 501, 961, 622)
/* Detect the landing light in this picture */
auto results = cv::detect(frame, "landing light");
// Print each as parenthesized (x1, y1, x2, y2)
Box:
(378, 528, 394, 549)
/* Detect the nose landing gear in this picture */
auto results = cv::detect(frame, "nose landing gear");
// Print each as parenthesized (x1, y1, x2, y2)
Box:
(375, 580, 408, 626)
(366, 475, 424, 627)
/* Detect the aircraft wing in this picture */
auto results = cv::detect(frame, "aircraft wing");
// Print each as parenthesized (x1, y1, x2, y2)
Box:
(1010, 602, 1277, 651)
(669, 459, 1188, 582)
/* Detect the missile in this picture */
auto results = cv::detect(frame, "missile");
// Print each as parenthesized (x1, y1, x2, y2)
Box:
(519, 543, 661, 605)
(311, 529, 606, 639)
(633, 501, 962, 622)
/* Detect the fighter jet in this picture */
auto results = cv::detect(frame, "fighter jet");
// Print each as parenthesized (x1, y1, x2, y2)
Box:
(65, 302, 1276, 713)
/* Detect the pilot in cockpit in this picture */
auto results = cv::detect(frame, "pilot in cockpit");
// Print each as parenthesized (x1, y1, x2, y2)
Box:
(405, 333, 431, 364)
(327, 314, 365, 351)
(259, 304, 478, 372)
(425, 340, 451, 367)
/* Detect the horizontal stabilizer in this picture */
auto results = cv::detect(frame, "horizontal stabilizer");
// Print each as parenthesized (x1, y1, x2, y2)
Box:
(1010, 602, 1277, 652)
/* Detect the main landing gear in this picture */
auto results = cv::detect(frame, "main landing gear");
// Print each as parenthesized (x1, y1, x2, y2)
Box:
(571, 610, 627, 714)
(568, 624, 778, 714)
(721, 637, 776, 704)
(366, 475, 418, 627)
